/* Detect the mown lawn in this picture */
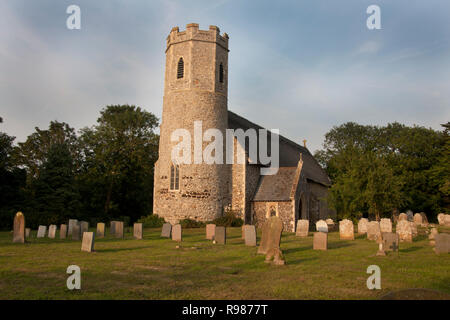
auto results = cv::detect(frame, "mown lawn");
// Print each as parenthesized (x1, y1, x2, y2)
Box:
(0, 226, 449, 299)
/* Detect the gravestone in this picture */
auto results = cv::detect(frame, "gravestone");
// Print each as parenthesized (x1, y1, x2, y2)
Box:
(25, 228, 31, 238)
(296, 219, 309, 237)
(172, 224, 182, 242)
(410, 222, 418, 237)
(315, 220, 328, 233)
(161, 223, 172, 238)
(80, 221, 89, 234)
(376, 234, 386, 256)
(215, 226, 226, 244)
(434, 233, 450, 254)
(380, 218, 392, 233)
(133, 223, 143, 240)
(13, 212, 25, 243)
(37, 225, 47, 238)
(413, 213, 422, 226)
(326, 218, 336, 231)
(437, 213, 445, 225)
(206, 224, 216, 240)
(398, 213, 408, 221)
(81, 232, 95, 252)
(367, 221, 381, 241)
(396, 220, 412, 242)
(60, 224, 67, 239)
(257, 216, 283, 254)
(110, 221, 119, 235)
(96, 223, 105, 238)
(339, 219, 354, 240)
(429, 227, 438, 246)
(406, 210, 414, 221)
(358, 218, 369, 234)
(48, 225, 57, 239)
(382, 232, 399, 253)
(244, 225, 257, 246)
(68, 219, 78, 237)
(444, 214, 450, 227)
(241, 225, 247, 239)
(72, 224, 81, 240)
(115, 221, 124, 238)
(313, 232, 327, 250)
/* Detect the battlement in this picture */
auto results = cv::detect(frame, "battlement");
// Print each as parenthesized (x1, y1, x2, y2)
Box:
(166, 23, 229, 52)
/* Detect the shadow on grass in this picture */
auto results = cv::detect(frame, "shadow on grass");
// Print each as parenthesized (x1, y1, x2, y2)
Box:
(283, 246, 313, 255)
(400, 246, 422, 253)
(96, 246, 150, 253)
(327, 242, 355, 249)
(287, 257, 318, 265)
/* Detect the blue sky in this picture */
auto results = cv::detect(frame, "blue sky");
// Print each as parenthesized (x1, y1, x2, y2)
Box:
(1, 0, 449, 152)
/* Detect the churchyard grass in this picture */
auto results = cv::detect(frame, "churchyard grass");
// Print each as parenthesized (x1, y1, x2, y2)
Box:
(0, 227, 449, 299)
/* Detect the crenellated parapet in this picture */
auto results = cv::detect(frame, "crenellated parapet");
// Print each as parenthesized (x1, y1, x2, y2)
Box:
(166, 23, 229, 52)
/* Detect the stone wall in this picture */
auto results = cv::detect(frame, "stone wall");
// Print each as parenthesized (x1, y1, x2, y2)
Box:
(251, 201, 295, 232)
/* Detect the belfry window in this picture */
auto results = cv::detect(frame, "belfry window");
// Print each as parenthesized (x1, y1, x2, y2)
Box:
(177, 58, 184, 79)
(219, 63, 224, 83)
(170, 164, 180, 190)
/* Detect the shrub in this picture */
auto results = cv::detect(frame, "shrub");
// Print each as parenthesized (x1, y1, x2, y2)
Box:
(137, 214, 165, 228)
(179, 219, 205, 229)
(212, 209, 243, 227)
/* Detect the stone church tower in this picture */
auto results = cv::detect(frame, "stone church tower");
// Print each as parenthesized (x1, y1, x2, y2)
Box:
(153, 24, 231, 223)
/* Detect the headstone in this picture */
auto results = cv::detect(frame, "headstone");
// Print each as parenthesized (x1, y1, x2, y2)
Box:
(376, 234, 386, 256)
(419, 212, 428, 225)
(37, 225, 47, 238)
(60, 224, 67, 239)
(313, 232, 327, 250)
(161, 223, 172, 238)
(133, 223, 143, 239)
(68, 219, 78, 237)
(172, 224, 182, 242)
(110, 221, 117, 235)
(406, 210, 414, 221)
(296, 219, 309, 237)
(413, 213, 422, 226)
(339, 219, 354, 240)
(367, 221, 381, 241)
(215, 226, 226, 244)
(72, 224, 81, 240)
(48, 225, 57, 239)
(398, 213, 408, 221)
(396, 220, 412, 242)
(410, 222, 418, 237)
(241, 225, 246, 239)
(380, 218, 392, 233)
(325, 218, 335, 231)
(81, 232, 95, 252)
(80, 221, 89, 234)
(257, 216, 283, 254)
(13, 212, 25, 243)
(25, 228, 31, 238)
(444, 214, 450, 227)
(315, 220, 328, 233)
(358, 218, 369, 234)
(429, 227, 438, 240)
(96, 223, 105, 238)
(437, 213, 445, 225)
(382, 232, 399, 253)
(265, 247, 285, 265)
(434, 233, 450, 254)
(206, 224, 216, 240)
(244, 225, 257, 246)
(115, 221, 124, 238)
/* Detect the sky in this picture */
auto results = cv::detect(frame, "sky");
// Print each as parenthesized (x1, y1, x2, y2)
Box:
(1, 0, 449, 153)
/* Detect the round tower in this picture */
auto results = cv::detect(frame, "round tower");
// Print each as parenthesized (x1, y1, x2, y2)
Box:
(153, 23, 230, 223)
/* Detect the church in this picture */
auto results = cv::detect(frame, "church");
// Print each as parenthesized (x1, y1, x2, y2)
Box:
(153, 23, 334, 232)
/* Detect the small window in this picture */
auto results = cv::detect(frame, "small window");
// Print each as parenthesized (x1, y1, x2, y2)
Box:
(170, 164, 180, 190)
(219, 63, 224, 83)
(177, 58, 184, 79)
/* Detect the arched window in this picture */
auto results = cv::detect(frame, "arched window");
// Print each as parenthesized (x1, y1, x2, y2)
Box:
(177, 58, 184, 79)
(170, 164, 180, 190)
(219, 63, 224, 83)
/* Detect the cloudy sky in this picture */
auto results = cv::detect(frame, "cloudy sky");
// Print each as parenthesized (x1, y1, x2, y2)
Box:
(1, 0, 449, 152)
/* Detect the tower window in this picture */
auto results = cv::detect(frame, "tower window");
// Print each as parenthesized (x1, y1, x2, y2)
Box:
(219, 63, 224, 83)
(177, 58, 184, 79)
(170, 164, 180, 190)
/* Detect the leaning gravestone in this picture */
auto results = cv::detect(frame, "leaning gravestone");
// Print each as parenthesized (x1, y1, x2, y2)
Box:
(396, 220, 413, 242)
(315, 220, 328, 233)
(382, 232, 399, 253)
(81, 232, 95, 252)
(80, 221, 89, 234)
(206, 224, 216, 240)
(48, 225, 57, 239)
(313, 232, 327, 250)
(380, 218, 392, 233)
(358, 218, 369, 234)
(437, 213, 445, 225)
(367, 221, 381, 241)
(115, 221, 124, 238)
(296, 219, 309, 237)
(244, 225, 257, 246)
(60, 224, 67, 239)
(257, 216, 283, 254)
(25, 228, 31, 238)
(161, 223, 172, 238)
(37, 225, 47, 238)
(339, 219, 354, 240)
(68, 219, 78, 237)
(398, 213, 408, 221)
(96, 223, 105, 238)
(434, 233, 450, 255)
(133, 223, 143, 240)
(172, 224, 182, 242)
(215, 226, 226, 244)
(13, 212, 25, 243)
(72, 224, 81, 240)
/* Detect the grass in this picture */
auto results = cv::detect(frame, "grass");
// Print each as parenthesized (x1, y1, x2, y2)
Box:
(0, 226, 449, 299)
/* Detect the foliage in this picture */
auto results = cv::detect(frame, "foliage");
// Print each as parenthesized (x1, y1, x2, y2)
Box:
(137, 214, 165, 228)
(179, 219, 205, 229)
(212, 209, 244, 227)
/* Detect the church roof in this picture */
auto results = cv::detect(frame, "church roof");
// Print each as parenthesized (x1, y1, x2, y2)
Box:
(252, 167, 298, 201)
(228, 110, 331, 187)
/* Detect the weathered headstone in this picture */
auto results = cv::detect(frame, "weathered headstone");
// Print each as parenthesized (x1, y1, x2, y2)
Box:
(60, 224, 67, 239)
(413, 213, 422, 226)
(315, 220, 328, 233)
(96, 223, 105, 238)
(133, 223, 143, 240)
(161, 223, 172, 238)
(380, 218, 392, 233)
(296, 219, 309, 237)
(339, 219, 354, 240)
(81, 232, 95, 252)
(244, 225, 257, 246)
(68, 219, 78, 237)
(241, 225, 246, 239)
(398, 213, 408, 221)
(48, 224, 57, 239)
(434, 233, 450, 254)
(80, 221, 89, 234)
(367, 221, 381, 241)
(115, 221, 124, 238)
(25, 228, 31, 238)
(215, 226, 226, 244)
(206, 224, 216, 240)
(37, 225, 47, 238)
(258, 216, 283, 254)
(410, 222, 418, 237)
(429, 227, 438, 246)
(13, 212, 25, 243)
(406, 210, 414, 221)
(172, 224, 182, 242)
(72, 224, 81, 240)
(358, 218, 369, 234)
(396, 220, 412, 242)
(313, 232, 327, 250)
(382, 232, 399, 253)
(444, 214, 450, 227)
(326, 218, 336, 231)
(437, 213, 445, 225)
